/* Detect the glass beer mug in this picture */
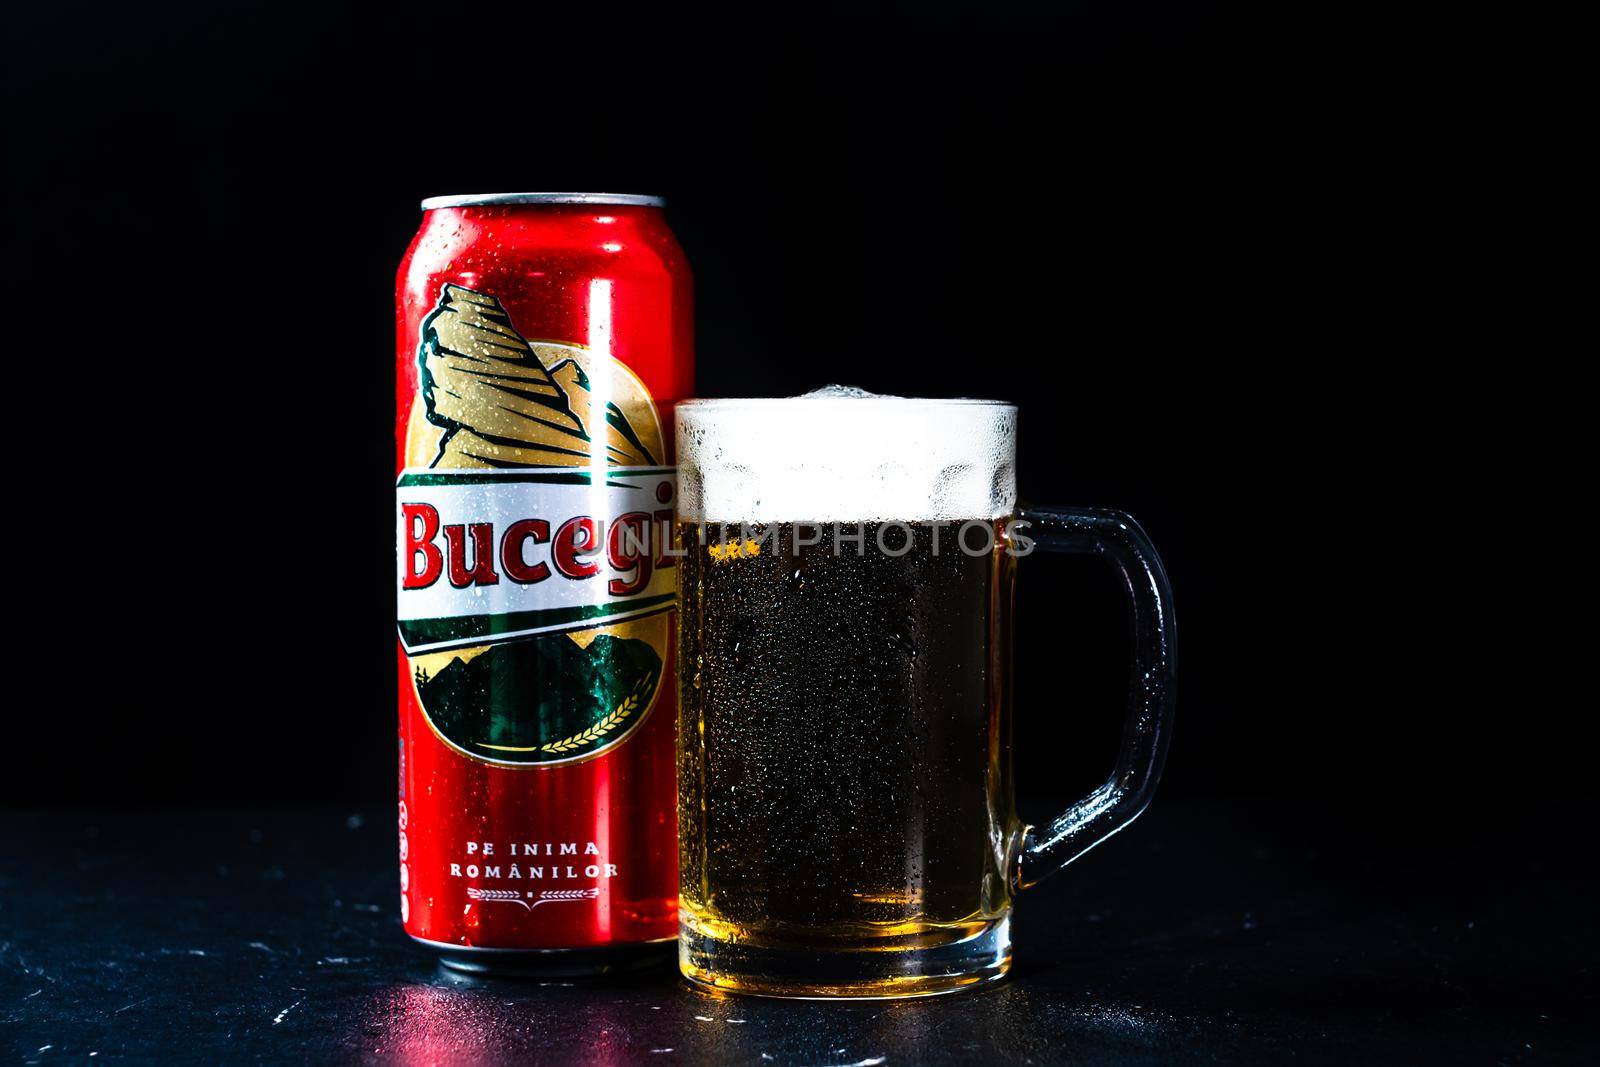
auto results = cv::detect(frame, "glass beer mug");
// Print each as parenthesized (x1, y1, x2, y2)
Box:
(674, 393, 1177, 998)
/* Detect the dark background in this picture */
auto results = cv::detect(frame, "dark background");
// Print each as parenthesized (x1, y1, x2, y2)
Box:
(9, 8, 1597, 1061)
(2, 0, 1558, 838)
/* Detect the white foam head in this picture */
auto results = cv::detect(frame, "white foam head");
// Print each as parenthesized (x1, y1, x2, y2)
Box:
(676, 387, 1017, 522)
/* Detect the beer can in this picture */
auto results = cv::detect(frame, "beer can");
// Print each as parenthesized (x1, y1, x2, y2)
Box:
(394, 192, 692, 974)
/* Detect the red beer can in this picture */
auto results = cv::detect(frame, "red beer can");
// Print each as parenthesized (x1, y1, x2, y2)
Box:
(394, 193, 692, 974)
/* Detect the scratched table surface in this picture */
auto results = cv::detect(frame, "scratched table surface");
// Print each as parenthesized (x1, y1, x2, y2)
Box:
(2, 800, 1592, 1064)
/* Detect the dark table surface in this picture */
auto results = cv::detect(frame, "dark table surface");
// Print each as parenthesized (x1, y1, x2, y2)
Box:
(3, 799, 1592, 1064)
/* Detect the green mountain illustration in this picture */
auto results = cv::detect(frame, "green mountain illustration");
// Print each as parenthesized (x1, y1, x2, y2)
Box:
(417, 633, 661, 761)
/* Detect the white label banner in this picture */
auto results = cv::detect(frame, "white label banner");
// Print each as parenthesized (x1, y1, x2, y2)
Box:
(395, 466, 678, 654)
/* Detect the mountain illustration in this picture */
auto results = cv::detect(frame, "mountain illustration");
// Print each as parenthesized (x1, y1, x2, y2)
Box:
(418, 284, 657, 468)
(418, 633, 662, 757)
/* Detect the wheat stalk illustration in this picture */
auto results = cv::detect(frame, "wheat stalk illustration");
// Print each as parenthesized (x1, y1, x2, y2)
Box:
(467, 887, 530, 911)
(466, 887, 601, 910)
(531, 888, 600, 908)
(540, 674, 657, 754)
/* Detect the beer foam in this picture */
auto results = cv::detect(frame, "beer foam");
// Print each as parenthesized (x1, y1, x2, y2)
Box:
(676, 388, 1017, 522)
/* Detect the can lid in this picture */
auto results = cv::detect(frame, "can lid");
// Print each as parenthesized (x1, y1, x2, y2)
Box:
(420, 192, 664, 210)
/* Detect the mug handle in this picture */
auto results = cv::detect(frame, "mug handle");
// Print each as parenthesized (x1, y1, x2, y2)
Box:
(1011, 506, 1178, 889)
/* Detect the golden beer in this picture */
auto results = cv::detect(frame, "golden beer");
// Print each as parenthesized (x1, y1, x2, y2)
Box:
(672, 393, 1177, 999)
(677, 521, 1018, 996)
